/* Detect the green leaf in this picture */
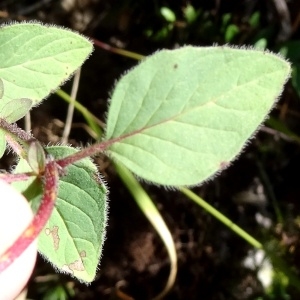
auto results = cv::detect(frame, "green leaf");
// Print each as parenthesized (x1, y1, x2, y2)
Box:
(183, 4, 198, 24)
(225, 24, 239, 42)
(13, 146, 108, 282)
(27, 140, 46, 174)
(40, 147, 107, 282)
(0, 98, 32, 123)
(0, 22, 93, 106)
(105, 46, 291, 186)
(249, 11, 260, 28)
(160, 7, 176, 23)
(0, 78, 32, 123)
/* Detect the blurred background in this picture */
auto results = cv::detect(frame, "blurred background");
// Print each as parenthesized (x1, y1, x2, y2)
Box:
(1, 1, 300, 299)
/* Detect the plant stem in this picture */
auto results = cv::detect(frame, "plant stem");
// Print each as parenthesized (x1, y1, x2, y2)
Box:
(0, 158, 59, 272)
(0, 119, 33, 142)
(0, 172, 35, 183)
(56, 123, 153, 168)
(56, 89, 105, 131)
(0, 118, 34, 157)
(115, 162, 177, 300)
(179, 187, 263, 249)
(93, 38, 145, 60)
(256, 160, 283, 223)
(61, 69, 81, 144)
(56, 136, 124, 168)
(180, 187, 300, 291)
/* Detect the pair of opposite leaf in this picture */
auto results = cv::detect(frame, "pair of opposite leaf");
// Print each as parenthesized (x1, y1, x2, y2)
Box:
(0, 23, 292, 283)
(0, 23, 291, 187)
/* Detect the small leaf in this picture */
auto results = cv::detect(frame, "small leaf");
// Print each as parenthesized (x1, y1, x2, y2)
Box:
(183, 4, 199, 24)
(160, 7, 176, 23)
(0, 98, 32, 123)
(0, 22, 93, 106)
(27, 140, 46, 174)
(0, 97, 32, 159)
(225, 24, 239, 42)
(105, 46, 291, 186)
(14, 146, 108, 282)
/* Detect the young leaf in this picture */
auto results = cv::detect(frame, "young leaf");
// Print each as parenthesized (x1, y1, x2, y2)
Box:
(13, 146, 108, 283)
(0, 98, 33, 160)
(0, 23, 93, 106)
(0, 79, 32, 122)
(105, 46, 291, 186)
(27, 140, 46, 174)
(0, 98, 32, 123)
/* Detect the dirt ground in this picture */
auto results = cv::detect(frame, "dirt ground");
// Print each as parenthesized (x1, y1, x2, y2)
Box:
(1, 1, 300, 299)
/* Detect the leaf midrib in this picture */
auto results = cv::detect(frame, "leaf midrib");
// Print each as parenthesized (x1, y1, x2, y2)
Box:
(109, 65, 283, 144)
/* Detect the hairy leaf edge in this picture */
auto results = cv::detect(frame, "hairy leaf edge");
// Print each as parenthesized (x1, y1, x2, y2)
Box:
(103, 45, 291, 189)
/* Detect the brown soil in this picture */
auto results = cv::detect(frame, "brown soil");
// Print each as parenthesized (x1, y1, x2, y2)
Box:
(1, 1, 300, 299)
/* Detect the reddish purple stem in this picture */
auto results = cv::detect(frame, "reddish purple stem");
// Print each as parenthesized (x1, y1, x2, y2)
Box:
(0, 172, 34, 183)
(0, 159, 59, 272)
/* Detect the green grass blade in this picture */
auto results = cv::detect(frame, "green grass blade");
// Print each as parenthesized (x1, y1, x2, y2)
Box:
(180, 187, 300, 291)
(179, 187, 263, 249)
(114, 162, 177, 299)
(266, 117, 300, 143)
(93, 39, 144, 60)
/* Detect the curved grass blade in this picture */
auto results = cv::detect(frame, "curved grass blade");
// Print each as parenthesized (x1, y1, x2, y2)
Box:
(105, 46, 291, 186)
(114, 162, 177, 299)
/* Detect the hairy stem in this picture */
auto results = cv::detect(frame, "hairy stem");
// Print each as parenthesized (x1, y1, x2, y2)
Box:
(92, 38, 144, 60)
(0, 119, 33, 142)
(0, 158, 59, 272)
(0, 172, 35, 183)
(56, 139, 116, 168)
(0, 118, 35, 157)
(56, 129, 140, 168)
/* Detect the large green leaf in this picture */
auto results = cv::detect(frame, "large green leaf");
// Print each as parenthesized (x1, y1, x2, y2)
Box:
(13, 146, 108, 282)
(105, 46, 291, 186)
(0, 23, 93, 106)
